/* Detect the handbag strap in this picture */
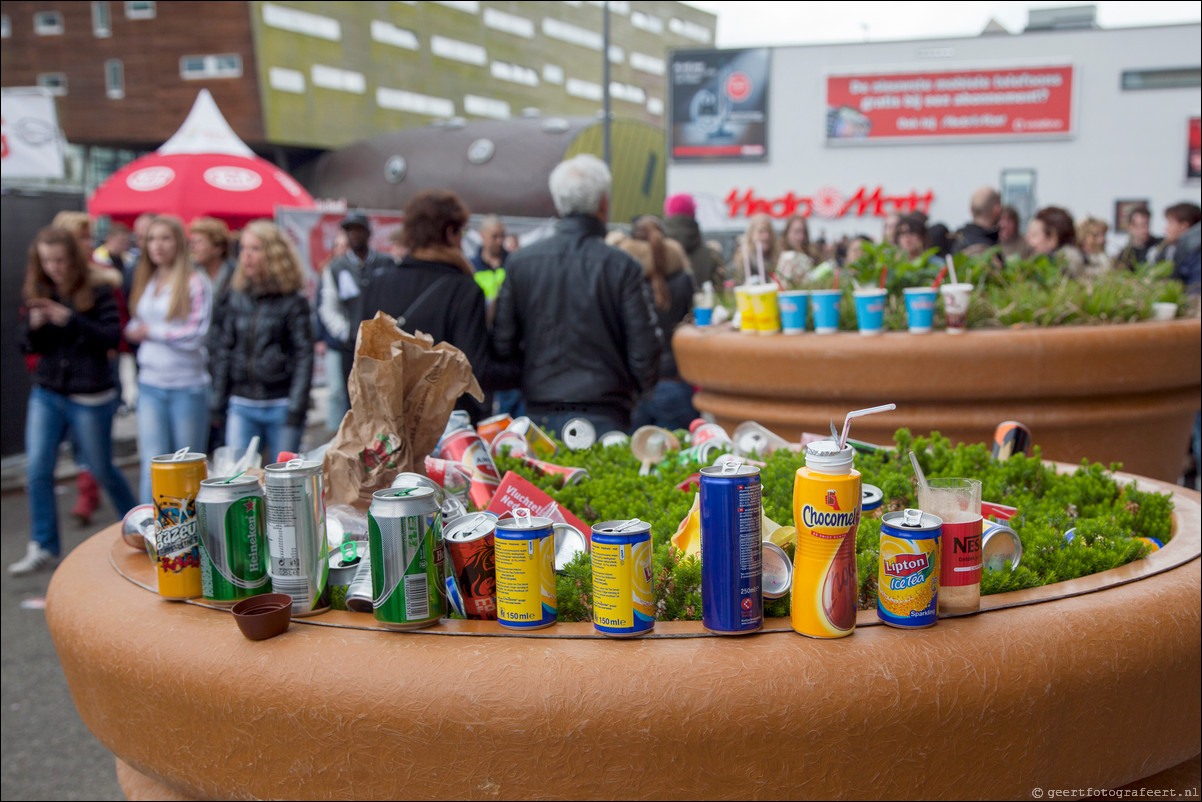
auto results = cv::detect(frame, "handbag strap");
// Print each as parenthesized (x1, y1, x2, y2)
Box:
(396, 276, 451, 329)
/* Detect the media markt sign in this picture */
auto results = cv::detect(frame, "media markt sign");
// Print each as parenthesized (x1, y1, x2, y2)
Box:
(725, 185, 936, 220)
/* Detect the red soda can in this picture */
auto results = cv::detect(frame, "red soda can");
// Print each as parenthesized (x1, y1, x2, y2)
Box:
(423, 456, 472, 497)
(440, 428, 501, 509)
(521, 456, 589, 486)
(490, 430, 531, 460)
(444, 512, 499, 619)
(476, 414, 514, 445)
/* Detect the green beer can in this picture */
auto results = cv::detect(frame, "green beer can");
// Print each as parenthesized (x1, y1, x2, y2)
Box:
(196, 476, 270, 606)
(369, 487, 444, 630)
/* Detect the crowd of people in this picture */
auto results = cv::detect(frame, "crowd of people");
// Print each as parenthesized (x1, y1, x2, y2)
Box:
(11, 156, 1201, 576)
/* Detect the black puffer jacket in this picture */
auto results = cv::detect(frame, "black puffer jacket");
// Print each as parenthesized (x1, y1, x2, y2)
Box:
(210, 291, 314, 427)
(492, 215, 661, 419)
(22, 286, 121, 396)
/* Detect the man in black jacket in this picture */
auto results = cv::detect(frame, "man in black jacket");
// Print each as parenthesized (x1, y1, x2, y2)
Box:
(953, 187, 1002, 255)
(493, 154, 661, 435)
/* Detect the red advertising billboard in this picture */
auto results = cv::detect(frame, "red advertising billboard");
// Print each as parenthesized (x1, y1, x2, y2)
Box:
(826, 64, 1074, 143)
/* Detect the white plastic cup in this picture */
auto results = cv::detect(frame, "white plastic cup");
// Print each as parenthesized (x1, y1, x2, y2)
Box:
(1152, 302, 1177, 321)
(940, 283, 973, 334)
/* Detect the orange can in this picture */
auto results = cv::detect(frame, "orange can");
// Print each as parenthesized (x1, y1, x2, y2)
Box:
(151, 450, 207, 600)
(476, 414, 514, 445)
(791, 441, 862, 638)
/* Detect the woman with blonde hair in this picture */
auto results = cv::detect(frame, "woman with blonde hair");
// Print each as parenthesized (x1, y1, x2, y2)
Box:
(209, 220, 313, 462)
(1077, 216, 1114, 276)
(125, 215, 212, 502)
(11, 227, 136, 575)
(732, 213, 780, 283)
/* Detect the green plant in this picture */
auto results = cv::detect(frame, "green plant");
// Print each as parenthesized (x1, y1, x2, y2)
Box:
(504, 429, 1175, 622)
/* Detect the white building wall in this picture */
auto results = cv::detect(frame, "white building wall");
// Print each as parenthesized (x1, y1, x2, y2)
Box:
(668, 24, 1202, 247)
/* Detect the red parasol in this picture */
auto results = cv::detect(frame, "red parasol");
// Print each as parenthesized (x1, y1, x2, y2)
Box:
(88, 90, 314, 229)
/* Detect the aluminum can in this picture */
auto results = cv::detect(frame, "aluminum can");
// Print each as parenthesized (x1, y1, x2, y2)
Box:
(196, 476, 269, 606)
(992, 421, 1033, 461)
(699, 462, 763, 635)
(599, 430, 630, 448)
(490, 430, 531, 460)
(494, 508, 557, 630)
(444, 512, 499, 620)
(439, 428, 501, 510)
(151, 450, 207, 600)
(476, 413, 514, 445)
(691, 422, 732, 450)
(762, 541, 793, 600)
(264, 459, 330, 617)
(792, 440, 861, 638)
(553, 523, 589, 571)
(345, 552, 374, 613)
(369, 487, 445, 630)
(877, 509, 942, 629)
(591, 519, 655, 637)
(328, 540, 368, 611)
(981, 521, 1024, 572)
(506, 416, 558, 459)
(561, 417, 597, 450)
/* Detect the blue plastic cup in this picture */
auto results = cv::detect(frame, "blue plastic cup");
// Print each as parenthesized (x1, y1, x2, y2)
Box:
(810, 290, 841, 334)
(903, 287, 938, 334)
(853, 289, 887, 336)
(694, 306, 713, 326)
(778, 291, 809, 334)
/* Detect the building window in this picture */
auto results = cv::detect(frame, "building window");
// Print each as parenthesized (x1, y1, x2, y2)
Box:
(261, 3, 340, 41)
(106, 59, 125, 98)
(34, 11, 65, 35)
(37, 72, 69, 96)
(1121, 67, 1201, 91)
(1, 15, 11, 38)
(180, 54, 244, 80)
(125, 1, 155, 19)
(93, 2, 112, 36)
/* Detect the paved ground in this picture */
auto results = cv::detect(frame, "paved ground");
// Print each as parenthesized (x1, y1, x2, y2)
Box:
(1, 389, 335, 801)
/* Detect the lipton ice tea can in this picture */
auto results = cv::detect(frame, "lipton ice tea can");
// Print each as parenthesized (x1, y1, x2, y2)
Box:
(494, 508, 557, 630)
(591, 519, 655, 637)
(151, 450, 207, 600)
(877, 509, 942, 629)
(792, 440, 861, 638)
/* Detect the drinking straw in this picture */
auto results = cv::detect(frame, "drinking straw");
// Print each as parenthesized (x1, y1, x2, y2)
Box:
(908, 450, 930, 496)
(879, 266, 888, 289)
(838, 403, 897, 450)
(221, 470, 247, 485)
(945, 254, 959, 286)
(742, 240, 750, 281)
(833, 268, 840, 290)
(932, 264, 948, 289)
(756, 241, 766, 284)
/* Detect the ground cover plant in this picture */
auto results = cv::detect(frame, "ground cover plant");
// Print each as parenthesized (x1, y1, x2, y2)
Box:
(493, 429, 1173, 622)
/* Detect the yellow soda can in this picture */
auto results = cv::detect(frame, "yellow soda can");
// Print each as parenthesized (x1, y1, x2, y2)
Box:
(792, 440, 861, 638)
(877, 509, 942, 629)
(495, 509, 557, 630)
(151, 449, 207, 600)
(591, 519, 655, 638)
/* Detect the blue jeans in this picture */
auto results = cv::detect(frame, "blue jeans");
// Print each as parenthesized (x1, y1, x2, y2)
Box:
(325, 349, 348, 432)
(631, 380, 699, 434)
(137, 382, 211, 503)
(227, 398, 301, 466)
(26, 386, 136, 555)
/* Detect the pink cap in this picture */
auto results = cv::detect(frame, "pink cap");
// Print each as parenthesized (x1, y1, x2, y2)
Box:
(664, 193, 696, 218)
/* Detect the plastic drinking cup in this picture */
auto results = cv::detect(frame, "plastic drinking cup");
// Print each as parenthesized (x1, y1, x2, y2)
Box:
(903, 287, 938, 334)
(734, 286, 757, 335)
(810, 289, 841, 335)
(1151, 302, 1177, 321)
(940, 283, 973, 334)
(853, 288, 887, 336)
(694, 306, 713, 326)
(778, 291, 809, 334)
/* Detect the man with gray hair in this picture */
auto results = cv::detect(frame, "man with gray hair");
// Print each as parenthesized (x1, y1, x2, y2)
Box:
(493, 154, 661, 435)
(953, 186, 1002, 255)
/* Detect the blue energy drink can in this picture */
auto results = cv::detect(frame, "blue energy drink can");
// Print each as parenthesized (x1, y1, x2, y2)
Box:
(699, 462, 763, 635)
(494, 508, 557, 630)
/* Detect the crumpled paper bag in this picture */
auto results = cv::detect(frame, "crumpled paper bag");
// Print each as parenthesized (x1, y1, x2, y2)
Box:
(322, 312, 483, 510)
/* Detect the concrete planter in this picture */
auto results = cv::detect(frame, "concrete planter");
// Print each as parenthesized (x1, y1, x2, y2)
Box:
(674, 318, 1201, 483)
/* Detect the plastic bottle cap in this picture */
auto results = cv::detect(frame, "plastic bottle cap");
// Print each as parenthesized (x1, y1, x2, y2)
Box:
(804, 439, 854, 474)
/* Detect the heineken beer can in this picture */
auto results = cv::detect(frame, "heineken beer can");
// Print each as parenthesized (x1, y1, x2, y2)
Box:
(369, 487, 445, 630)
(196, 476, 270, 606)
(264, 459, 331, 617)
(151, 449, 207, 600)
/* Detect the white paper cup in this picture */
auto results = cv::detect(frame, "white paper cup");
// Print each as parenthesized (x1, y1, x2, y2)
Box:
(940, 283, 973, 334)
(1152, 302, 1178, 321)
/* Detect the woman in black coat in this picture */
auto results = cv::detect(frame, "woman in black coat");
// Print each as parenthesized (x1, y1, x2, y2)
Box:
(209, 220, 313, 463)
